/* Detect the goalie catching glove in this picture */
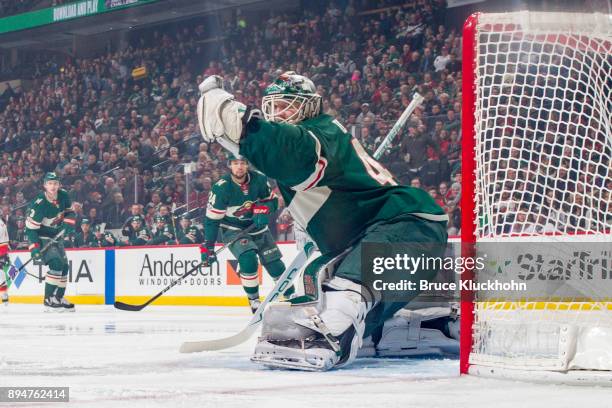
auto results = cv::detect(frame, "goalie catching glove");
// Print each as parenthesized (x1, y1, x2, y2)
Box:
(197, 76, 262, 156)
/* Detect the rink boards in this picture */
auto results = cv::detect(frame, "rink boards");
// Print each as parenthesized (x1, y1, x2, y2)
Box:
(5, 243, 300, 306)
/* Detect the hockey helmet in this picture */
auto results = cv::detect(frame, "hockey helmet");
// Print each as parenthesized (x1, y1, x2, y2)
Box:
(43, 172, 60, 184)
(262, 71, 321, 124)
(226, 152, 248, 166)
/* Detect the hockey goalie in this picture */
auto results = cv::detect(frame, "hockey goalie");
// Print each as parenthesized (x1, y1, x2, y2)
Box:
(197, 72, 456, 371)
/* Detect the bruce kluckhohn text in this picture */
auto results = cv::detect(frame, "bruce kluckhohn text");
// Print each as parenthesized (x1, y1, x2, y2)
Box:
(372, 279, 527, 292)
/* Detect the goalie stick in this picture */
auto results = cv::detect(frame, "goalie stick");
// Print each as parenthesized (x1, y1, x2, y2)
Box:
(178, 93, 424, 352)
(373, 92, 424, 160)
(179, 247, 308, 353)
(114, 223, 257, 311)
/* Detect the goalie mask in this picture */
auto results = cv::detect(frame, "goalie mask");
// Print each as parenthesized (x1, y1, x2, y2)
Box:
(262, 71, 322, 124)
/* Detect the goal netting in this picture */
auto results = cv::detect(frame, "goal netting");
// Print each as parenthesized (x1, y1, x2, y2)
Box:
(461, 11, 612, 384)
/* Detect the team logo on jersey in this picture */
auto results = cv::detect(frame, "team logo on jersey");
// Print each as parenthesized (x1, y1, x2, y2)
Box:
(233, 201, 254, 218)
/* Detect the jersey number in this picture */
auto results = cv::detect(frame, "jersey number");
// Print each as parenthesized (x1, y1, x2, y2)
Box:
(330, 119, 396, 186)
(351, 139, 397, 186)
(208, 191, 216, 206)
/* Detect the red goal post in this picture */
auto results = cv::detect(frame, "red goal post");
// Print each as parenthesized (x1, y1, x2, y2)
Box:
(460, 11, 611, 383)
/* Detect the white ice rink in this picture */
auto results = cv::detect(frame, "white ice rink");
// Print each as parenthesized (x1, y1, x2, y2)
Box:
(1, 304, 611, 408)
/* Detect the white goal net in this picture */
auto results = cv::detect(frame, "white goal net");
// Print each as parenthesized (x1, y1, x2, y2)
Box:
(462, 11, 612, 384)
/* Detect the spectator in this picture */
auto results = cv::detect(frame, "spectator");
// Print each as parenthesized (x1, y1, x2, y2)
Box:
(434, 46, 452, 72)
(356, 103, 376, 126)
(104, 192, 128, 229)
(276, 208, 295, 241)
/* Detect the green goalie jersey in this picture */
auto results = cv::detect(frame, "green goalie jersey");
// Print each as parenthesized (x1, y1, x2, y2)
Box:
(239, 114, 448, 254)
(25, 189, 75, 246)
(205, 170, 277, 242)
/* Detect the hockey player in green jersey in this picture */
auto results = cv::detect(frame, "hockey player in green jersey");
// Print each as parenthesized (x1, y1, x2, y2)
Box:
(177, 215, 204, 244)
(148, 215, 176, 245)
(25, 172, 76, 311)
(200, 153, 287, 313)
(127, 215, 151, 246)
(197, 72, 449, 370)
(74, 219, 96, 248)
(92, 225, 123, 247)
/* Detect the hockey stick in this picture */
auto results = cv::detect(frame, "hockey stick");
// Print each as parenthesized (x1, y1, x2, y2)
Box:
(170, 203, 179, 245)
(2, 263, 13, 289)
(114, 223, 258, 311)
(372, 92, 424, 160)
(179, 247, 308, 353)
(8, 229, 67, 282)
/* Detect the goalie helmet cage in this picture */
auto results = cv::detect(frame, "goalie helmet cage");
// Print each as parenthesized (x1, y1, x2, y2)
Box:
(460, 11, 612, 384)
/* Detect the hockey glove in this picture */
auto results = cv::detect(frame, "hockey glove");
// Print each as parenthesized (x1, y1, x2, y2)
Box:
(0, 254, 8, 281)
(196, 75, 261, 155)
(0, 254, 9, 270)
(31, 248, 43, 265)
(252, 204, 270, 229)
(104, 233, 116, 245)
(200, 242, 217, 267)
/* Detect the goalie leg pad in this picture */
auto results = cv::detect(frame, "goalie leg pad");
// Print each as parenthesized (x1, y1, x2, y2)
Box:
(252, 272, 375, 371)
(358, 306, 460, 358)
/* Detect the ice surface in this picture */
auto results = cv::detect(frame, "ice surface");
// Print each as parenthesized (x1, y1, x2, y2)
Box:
(1, 305, 610, 408)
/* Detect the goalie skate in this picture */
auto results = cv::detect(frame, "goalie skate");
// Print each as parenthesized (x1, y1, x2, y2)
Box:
(252, 275, 374, 371)
(251, 338, 339, 371)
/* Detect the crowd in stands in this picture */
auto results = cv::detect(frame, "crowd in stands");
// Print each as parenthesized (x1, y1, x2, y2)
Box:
(0, 0, 71, 18)
(0, 0, 37, 18)
(1, 0, 466, 249)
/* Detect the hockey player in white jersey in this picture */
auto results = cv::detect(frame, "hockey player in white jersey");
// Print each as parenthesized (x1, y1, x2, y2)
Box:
(197, 72, 453, 371)
(0, 218, 10, 304)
